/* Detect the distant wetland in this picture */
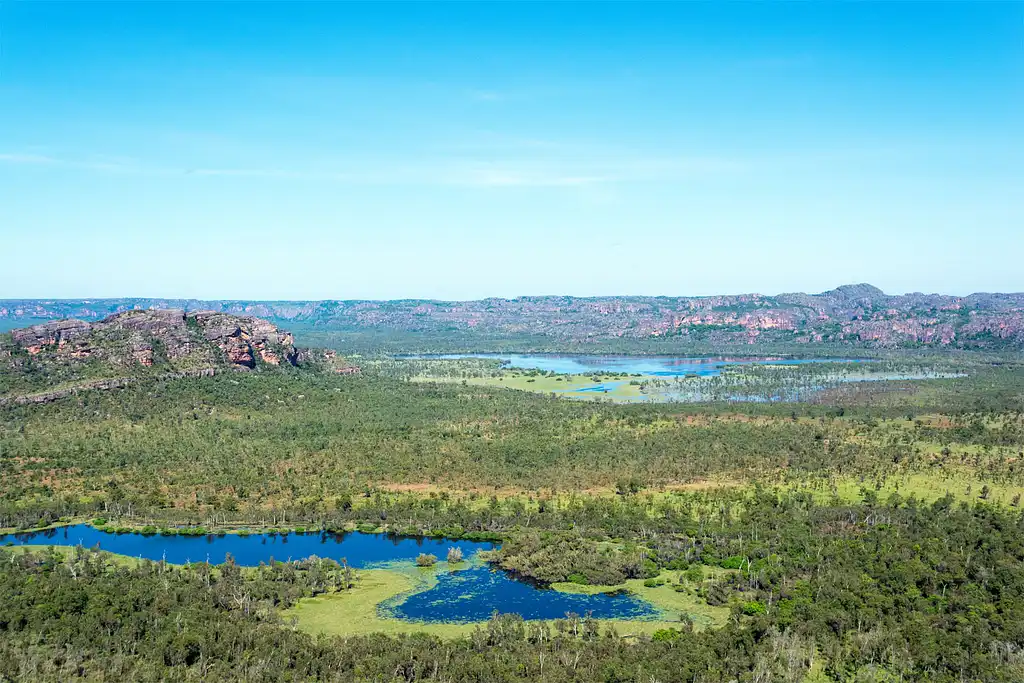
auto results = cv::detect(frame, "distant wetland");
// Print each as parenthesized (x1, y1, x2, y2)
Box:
(395, 353, 963, 403)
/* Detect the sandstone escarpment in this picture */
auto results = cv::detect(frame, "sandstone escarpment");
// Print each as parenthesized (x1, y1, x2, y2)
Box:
(7, 309, 300, 372)
(4, 285, 1024, 348)
(190, 311, 298, 368)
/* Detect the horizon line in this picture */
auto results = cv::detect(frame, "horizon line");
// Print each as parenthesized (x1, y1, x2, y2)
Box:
(4, 284, 1024, 305)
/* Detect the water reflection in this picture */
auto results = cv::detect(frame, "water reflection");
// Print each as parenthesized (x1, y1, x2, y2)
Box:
(1, 525, 658, 623)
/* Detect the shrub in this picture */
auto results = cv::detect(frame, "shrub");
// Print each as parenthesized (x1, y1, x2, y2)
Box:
(446, 547, 464, 564)
(721, 556, 745, 570)
(742, 600, 766, 616)
(651, 628, 680, 642)
(416, 553, 438, 567)
(439, 525, 465, 539)
(705, 581, 729, 606)
(615, 477, 642, 496)
(641, 560, 661, 579)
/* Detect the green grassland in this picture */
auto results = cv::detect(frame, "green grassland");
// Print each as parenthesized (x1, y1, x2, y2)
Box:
(411, 371, 649, 401)
(550, 568, 733, 628)
(800, 471, 1024, 507)
(1, 543, 145, 568)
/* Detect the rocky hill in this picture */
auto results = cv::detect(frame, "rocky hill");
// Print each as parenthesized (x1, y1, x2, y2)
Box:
(0, 310, 317, 402)
(3, 284, 1024, 348)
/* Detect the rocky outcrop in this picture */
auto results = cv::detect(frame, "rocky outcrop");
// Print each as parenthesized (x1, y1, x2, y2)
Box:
(191, 311, 297, 368)
(5, 310, 300, 371)
(11, 319, 93, 354)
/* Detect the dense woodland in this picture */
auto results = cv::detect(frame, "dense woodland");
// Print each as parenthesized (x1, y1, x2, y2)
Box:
(2, 492, 1024, 681)
(1, 352, 1024, 681)
(2, 366, 1024, 529)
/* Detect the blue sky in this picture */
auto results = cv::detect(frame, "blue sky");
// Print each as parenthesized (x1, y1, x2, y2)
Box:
(1, 1, 1021, 300)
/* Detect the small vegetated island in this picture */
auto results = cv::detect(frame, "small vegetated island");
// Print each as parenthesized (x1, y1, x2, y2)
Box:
(1, 288, 1023, 682)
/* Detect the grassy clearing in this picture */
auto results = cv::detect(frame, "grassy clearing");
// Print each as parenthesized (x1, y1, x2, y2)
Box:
(286, 561, 731, 640)
(412, 373, 650, 402)
(2, 544, 145, 568)
(0, 519, 80, 535)
(814, 472, 1024, 507)
(551, 568, 733, 630)
(284, 567, 480, 638)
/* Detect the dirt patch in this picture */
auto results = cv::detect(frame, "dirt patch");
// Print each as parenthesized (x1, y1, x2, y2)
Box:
(379, 482, 438, 493)
(376, 483, 544, 498)
(662, 480, 743, 492)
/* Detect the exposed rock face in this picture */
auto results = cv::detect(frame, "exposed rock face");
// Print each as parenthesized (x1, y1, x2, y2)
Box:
(3, 284, 1024, 348)
(11, 319, 93, 355)
(5, 310, 300, 371)
(190, 311, 297, 369)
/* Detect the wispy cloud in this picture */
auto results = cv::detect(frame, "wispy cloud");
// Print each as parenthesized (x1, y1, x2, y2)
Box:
(446, 166, 613, 188)
(0, 152, 149, 174)
(468, 89, 508, 102)
(185, 168, 303, 179)
(188, 163, 620, 188)
(0, 147, 748, 188)
(0, 153, 57, 165)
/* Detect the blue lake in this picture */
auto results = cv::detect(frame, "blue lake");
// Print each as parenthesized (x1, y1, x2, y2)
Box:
(391, 565, 656, 623)
(410, 353, 856, 377)
(1, 526, 658, 623)
(1, 525, 490, 567)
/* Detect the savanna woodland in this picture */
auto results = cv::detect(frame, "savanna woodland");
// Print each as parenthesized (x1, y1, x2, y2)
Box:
(1, 311, 1024, 683)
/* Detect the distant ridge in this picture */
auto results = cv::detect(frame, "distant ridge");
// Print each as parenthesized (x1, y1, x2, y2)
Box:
(3, 285, 1024, 348)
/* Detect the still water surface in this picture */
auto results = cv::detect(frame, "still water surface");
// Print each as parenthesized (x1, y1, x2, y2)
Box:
(2, 524, 489, 566)
(391, 564, 655, 622)
(2, 526, 657, 622)
(412, 353, 854, 376)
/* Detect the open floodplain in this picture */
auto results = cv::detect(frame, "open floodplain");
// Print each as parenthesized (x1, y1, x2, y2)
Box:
(399, 352, 963, 402)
